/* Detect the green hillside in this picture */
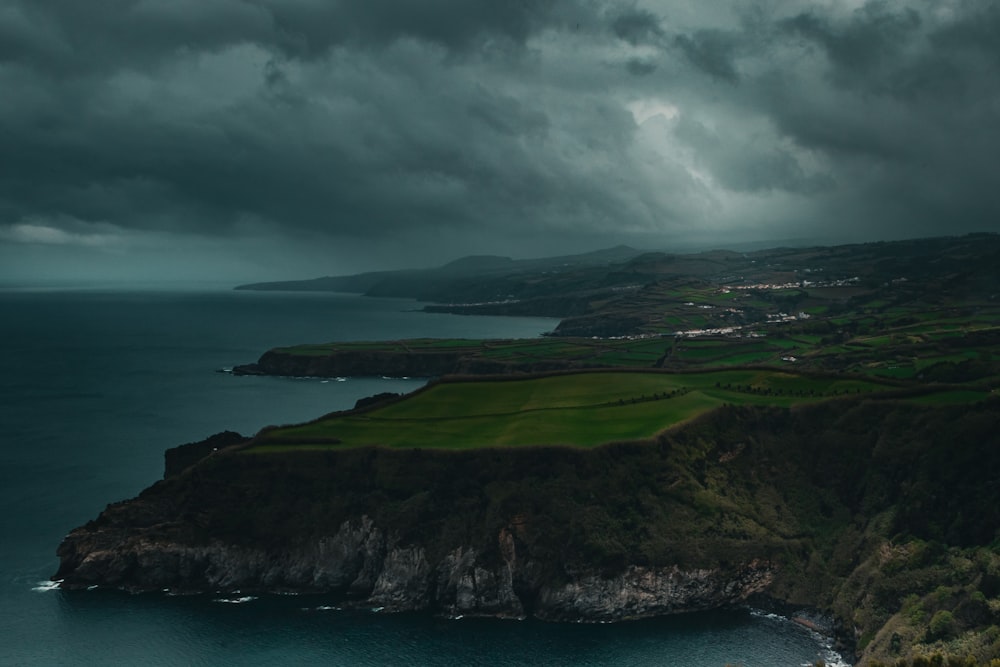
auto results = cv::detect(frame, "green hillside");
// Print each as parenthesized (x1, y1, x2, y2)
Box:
(252, 370, 980, 451)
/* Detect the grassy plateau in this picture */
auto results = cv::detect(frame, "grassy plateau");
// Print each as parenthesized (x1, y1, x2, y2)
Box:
(250, 369, 979, 452)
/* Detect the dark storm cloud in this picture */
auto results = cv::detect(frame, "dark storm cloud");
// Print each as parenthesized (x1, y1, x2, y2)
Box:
(1, 0, 999, 281)
(781, 3, 923, 79)
(673, 29, 741, 83)
(931, 2, 1000, 58)
(0, 0, 642, 248)
(744, 1, 1000, 239)
(611, 7, 664, 45)
(624, 58, 656, 76)
(0, 0, 566, 75)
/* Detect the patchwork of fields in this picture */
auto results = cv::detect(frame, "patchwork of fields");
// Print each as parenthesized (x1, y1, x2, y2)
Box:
(249, 236, 1000, 452)
(250, 370, 982, 451)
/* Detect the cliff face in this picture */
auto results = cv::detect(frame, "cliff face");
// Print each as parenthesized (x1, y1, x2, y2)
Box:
(54, 398, 1000, 664)
(54, 411, 793, 617)
(533, 562, 775, 622)
(56, 511, 773, 620)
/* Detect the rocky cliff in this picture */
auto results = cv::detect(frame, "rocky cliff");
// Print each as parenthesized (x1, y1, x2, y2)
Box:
(53, 398, 1000, 664)
(55, 424, 779, 619)
(56, 511, 774, 621)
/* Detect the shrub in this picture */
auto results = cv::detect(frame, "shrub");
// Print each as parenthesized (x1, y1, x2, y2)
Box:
(928, 610, 955, 640)
(903, 593, 926, 624)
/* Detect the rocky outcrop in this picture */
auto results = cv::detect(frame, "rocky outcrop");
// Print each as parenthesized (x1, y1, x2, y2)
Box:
(52, 404, 825, 620)
(535, 562, 774, 622)
(55, 510, 771, 621)
(56, 514, 389, 596)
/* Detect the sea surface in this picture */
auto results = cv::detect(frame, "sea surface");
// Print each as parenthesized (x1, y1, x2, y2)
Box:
(0, 285, 847, 666)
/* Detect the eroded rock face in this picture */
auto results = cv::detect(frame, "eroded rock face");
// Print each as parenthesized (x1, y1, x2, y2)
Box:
(56, 511, 772, 621)
(369, 546, 432, 610)
(435, 544, 525, 619)
(534, 561, 775, 622)
(56, 517, 389, 595)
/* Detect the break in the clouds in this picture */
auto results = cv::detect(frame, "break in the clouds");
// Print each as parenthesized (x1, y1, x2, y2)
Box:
(1, 0, 998, 281)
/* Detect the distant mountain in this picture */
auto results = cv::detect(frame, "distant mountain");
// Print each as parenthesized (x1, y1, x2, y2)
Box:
(235, 245, 645, 302)
(235, 270, 411, 295)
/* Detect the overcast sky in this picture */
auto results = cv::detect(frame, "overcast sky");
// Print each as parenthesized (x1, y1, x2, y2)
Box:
(1, 0, 998, 282)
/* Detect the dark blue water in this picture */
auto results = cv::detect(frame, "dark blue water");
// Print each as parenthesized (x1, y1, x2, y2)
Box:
(0, 286, 846, 666)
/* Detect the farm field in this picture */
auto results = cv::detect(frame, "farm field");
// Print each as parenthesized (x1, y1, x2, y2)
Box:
(250, 370, 983, 452)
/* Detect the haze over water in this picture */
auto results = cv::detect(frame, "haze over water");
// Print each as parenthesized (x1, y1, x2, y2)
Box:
(0, 286, 845, 666)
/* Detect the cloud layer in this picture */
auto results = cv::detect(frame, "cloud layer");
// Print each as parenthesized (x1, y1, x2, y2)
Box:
(1, 0, 998, 279)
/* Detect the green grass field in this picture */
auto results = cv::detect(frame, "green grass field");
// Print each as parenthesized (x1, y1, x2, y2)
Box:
(251, 370, 905, 452)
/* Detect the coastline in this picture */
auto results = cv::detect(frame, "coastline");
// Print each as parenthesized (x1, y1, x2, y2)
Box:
(14, 286, 843, 666)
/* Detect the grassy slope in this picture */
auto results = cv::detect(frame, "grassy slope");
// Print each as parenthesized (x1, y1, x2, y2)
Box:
(253, 370, 908, 451)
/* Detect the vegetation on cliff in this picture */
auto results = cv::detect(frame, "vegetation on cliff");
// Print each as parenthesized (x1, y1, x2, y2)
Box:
(58, 386, 1000, 664)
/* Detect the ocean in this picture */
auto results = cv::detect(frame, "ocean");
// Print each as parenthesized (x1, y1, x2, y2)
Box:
(0, 285, 847, 666)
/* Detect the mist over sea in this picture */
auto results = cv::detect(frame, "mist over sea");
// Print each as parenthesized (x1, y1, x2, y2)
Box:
(0, 286, 844, 666)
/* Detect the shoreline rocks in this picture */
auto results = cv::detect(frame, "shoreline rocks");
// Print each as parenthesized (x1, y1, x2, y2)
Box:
(54, 513, 775, 624)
